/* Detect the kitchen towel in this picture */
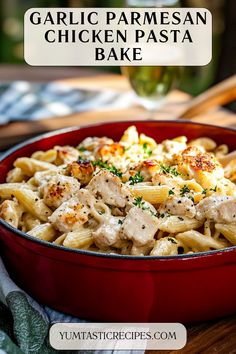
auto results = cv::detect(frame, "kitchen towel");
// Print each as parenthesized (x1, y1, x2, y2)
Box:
(0, 81, 135, 125)
(0, 258, 143, 354)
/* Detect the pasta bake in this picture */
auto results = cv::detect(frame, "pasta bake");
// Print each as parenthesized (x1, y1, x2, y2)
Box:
(1, 125, 236, 256)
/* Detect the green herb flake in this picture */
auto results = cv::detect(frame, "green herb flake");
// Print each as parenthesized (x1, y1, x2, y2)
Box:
(202, 188, 208, 195)
(133, 196, 145, 208)
(160, 164, 180, 177)
(92, 159, 123, 178)
(168, 237, 177, 244)
(118, 219, 124, 225)
(210, 185, 218, 192)
(107, 165, 123, 178)
(180, 185, 190, 196)
(143, 143, 152, 157)
(78, 146, 86, 152)
(168, 189, 175, 196)
(129, 171, 144, 185)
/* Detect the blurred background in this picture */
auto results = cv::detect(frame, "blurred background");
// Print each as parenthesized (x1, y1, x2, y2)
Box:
(0, 0, 235, 108)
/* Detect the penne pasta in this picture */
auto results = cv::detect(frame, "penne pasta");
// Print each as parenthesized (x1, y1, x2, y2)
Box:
(0, 183, 33, 200)
(189, 137, 217, 151)
(130, 185, 170, 204)
(31, 149, 57, 163)
(28, 223, 57, 241)
(215, 223, 236, 246)
(0, 200, 23, 228)
(176, 230, 227, 251)
(0, 125, 236, 256)
(158, 216, 203, 234)
(12, 188, 52, 221)
(63, 229, 93, 249)
(54, 234, 67, 246)
(14, 157, 58, 176)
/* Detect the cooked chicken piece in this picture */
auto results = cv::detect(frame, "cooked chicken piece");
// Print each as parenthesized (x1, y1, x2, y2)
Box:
(78, 137, 114, 152)
(49, 198, 89, 233)
(175, 146, 224, 181)
(95, 143, 124, 160)
(131, 160, 160, 181)
(49, 189, 98, 233)
(196, 196, 236, 223)
(54, 145, 79, 165)
(159, 196, 196, 219)
(120, 125, 139, 144)
(41, 175, 80, 209)
(0, 200, 23, 228)
(180, 146, 215, 170)
(92, 216, 124, 250)
(162, 139, 187, 154)
(150, 237, 180, 256)
(172, 146, 225, 191)
(152, 172, 181, 188)
(120, 204, 159, 246)
(66, 160, 94, 185)
(87, 170, 132, 208)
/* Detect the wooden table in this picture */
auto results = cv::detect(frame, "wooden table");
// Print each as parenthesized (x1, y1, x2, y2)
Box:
(0, 71, 236, 149)
(0, 68, 236, 353)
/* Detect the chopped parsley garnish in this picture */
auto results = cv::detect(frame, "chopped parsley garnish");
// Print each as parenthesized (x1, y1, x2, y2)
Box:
(78, 146, 86, 152)
(143, 143, 152, 157)
(133, 197, 158, 218)
(178, 216, 184, 221)
(92, 159, 108, 168)
(107, 165, 123, 178)
(118, 219, 124, 225)
(180, 185, 190, 196)
(210, 185, 218, 192)
(202, 188, 208, 195)
(129, 171, 144, 185)
(160, 164, 180, 177)
(168, 189, 175, 196)
(133, 196, 145, 208)
(168, 237, 177, 244)
(92, 159, 123, 178)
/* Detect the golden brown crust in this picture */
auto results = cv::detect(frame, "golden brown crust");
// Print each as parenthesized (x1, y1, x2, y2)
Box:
(182, 147, 217, 172)
(67, 160, 94, 184)
(96, 143, 124, 158)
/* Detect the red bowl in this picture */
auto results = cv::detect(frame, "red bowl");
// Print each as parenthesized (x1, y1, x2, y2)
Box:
(1, 120, 236, 324)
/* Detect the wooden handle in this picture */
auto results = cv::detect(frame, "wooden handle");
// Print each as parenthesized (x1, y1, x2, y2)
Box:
(179, 75, 236, 119)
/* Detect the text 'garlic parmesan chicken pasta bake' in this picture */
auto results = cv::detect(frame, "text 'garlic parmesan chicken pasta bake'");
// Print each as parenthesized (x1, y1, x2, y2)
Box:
(1, 125, 236, 256)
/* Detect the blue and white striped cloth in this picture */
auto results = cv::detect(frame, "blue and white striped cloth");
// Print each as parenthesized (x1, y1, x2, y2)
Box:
(0, 81, 135, 125)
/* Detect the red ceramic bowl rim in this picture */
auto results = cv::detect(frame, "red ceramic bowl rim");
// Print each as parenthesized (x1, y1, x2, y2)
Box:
(0, 119, 236, 261)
